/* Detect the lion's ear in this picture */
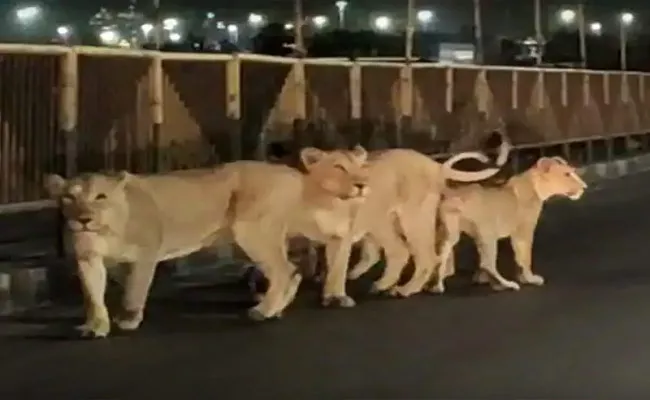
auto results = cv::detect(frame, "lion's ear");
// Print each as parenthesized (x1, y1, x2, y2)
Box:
(535, 157, 555, 173)
(114, 170, 131, 190)
(551, 156, 568, 166)
(300, 147, 326, 169)
(44, 174, 67, 198)
(351, 144, 368, 163)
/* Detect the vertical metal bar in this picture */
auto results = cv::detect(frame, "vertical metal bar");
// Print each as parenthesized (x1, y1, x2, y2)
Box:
(150, 55, 163, 172)
(534, 0, 544, 65)
(405, 0, 415, 61)
(294, 0, 305, 55)
(620, 23, 627, 71)
(577, 3, 587, 68)
(226, 55, 242, 160)
(511, 70, 518, 109)
(473, 0, 483, 64)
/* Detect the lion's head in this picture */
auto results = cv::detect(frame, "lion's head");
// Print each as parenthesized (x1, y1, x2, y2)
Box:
(532, 156, 587, 200)
(44, 171, 131, 233)
(299, 145, 370, 202)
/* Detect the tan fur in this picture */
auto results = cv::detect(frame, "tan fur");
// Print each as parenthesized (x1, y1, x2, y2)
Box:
(341, 133, 512, 299)
(427, 156, 588, 294)
(44, 146, 371, 338)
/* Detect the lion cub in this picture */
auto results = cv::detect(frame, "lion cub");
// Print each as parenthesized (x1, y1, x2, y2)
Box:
(429, 156, 588, 293)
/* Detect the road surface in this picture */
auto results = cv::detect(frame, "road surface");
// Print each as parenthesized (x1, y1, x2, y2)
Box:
(2, 171, 650, 399)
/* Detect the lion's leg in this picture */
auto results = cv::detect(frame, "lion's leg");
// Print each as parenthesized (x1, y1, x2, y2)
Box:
(476, 236, 520, 291)
(76, 257, 111, 338)
(233, 222, 301, 320)
(388, 198, 440, 298)
(369, 222, 411, 293)
(511, 234, 544, 286)
(427, 216, 460, 294)
(347, 238, 382, 280)
(113, 257, 158, 331)
(322, 238, 356, 307)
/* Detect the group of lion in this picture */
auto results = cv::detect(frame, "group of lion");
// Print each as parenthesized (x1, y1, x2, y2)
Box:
(44, 132, 588, 338)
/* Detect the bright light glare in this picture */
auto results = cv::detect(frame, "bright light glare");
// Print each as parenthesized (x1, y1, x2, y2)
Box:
(312, 15, 328, 28)
(621, 12, 634, 25)
(206, 12, 215, 19)
(559, 9, 576, 24)
(99, 29, 119, 45)
(56, 25, 70, 37)
(169, 32, 182, 42)
(248, 13, 264, 27)
(417, 10, 434, 24)
(284, 22, 294, 30)
(589, 22, 602, 34)
(163, 18, 178, 31)
(141, 23, 153, 36)
(227, 24, 238, 33)
(373, 15, 392, 31)
(335, 1, 348, 11)
(15, 6, 41, 22)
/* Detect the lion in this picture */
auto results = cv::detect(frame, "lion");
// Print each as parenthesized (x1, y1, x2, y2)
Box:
(250, 132, 513, 302)
(45, 146, 372, 338)
(424, 156, 588, 294)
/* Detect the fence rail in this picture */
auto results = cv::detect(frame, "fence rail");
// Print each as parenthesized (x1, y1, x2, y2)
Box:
(1, 44, 650, 206)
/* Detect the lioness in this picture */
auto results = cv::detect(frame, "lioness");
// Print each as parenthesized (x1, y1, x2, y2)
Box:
(427, 156, 588, 294)
(45, 146, 371, 338)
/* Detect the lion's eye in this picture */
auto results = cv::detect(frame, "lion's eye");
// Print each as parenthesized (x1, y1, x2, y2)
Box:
(334, 165, 347, 172)
(62, 194, 75, 203)
(95, 193, 107, 200)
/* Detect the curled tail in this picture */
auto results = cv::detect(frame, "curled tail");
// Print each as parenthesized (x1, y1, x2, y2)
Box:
(441, 131, 511, 183)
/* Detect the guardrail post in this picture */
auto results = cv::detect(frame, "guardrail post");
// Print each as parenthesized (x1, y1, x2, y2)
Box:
(582, 72, 593, 164)
(149, 54, 163, 172)
(225, 55, 242, 161)
(349, 61, 362, 146)
(57, 48, 78, 259)
(398, 63, 412, 148)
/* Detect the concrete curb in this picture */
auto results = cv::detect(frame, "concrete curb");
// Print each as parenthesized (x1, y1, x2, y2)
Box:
(577, 153, 650, 183)
(4, 153, 650, 316)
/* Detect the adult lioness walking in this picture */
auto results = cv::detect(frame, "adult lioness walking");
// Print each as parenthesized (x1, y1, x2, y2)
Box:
(45, 146, 371, 338)
(429, 156, 588, 293)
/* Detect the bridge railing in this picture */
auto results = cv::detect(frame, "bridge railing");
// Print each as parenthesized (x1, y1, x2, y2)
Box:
(0, 44, 649, 209)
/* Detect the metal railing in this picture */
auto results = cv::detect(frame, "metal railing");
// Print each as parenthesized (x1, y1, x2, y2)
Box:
(0, 44, 649, 210)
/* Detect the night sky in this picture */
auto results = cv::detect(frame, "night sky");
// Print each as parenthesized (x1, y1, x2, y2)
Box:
(6, 0, 649, 36)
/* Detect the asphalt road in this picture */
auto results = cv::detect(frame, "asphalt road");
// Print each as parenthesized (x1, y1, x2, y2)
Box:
(3, 171, 650, 399)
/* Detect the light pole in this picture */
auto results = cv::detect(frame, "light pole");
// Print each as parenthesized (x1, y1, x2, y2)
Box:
(619, 12, 634, 70)
(335, 1, 348, 29)
(406, 0, 415, 61)
(533, 0, 543, 65)
(577, 3, 586, 68)
(473, 0, 483, 64)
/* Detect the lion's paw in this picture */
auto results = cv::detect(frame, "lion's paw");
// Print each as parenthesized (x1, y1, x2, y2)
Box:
(491, 280, 521, 291)
(113, 310, 144, 331)
(387, 286, 419, 298)
(321, 295, 356, 308)
(247, 307, 272, 321)
(518, 273, 545, 286)
(426, 283, 445, 295)
(76, 318, 110, 339)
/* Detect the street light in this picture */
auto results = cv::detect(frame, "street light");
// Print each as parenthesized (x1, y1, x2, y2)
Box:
(335, 0, 348, 29)
(15, 5, 41, 24)
(227, 24, 239, 42)
(99, 29, 119, 46)
(619, 12, 634, 70)
(141, 23, 154, 37)
(589, 21, 602, 35)
(558, 9, 576, 25)
(169, 32, 182, 42)
(373, 15, 392, 32)
(248, 13, 265, 28)
(56, 25, 71, 40)
(162, 18, 178, 31)
(312, 15, 328, 29)
(284, 22, 294, 30)
(417, 9, 434, 26)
